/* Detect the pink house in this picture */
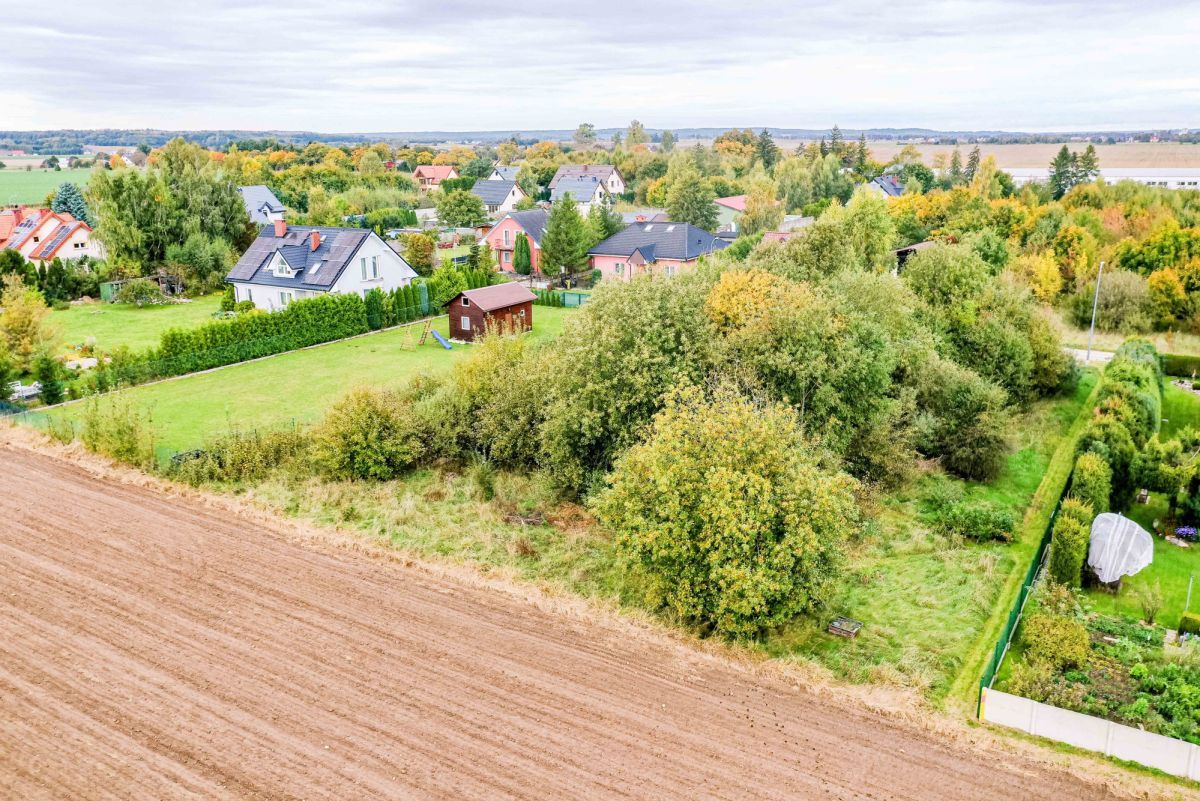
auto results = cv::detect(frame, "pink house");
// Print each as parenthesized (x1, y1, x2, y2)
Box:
(588, 221, 728, 283)
(482, 209, 548, 274)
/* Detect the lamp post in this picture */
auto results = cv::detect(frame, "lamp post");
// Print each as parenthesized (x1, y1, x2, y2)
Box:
(1086, 260, 1106, 365)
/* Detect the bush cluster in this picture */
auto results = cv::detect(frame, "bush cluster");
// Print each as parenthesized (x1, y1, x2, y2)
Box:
(1021, 612, 1090, 671)
(1048, 497, 1093, 588)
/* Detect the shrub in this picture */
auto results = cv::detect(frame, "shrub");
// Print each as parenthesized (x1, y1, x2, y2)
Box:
(220, 284, 236, 312)
(1021, 612, 1090, 670)
(913, 356, 1011, 481)
(1069, 270, 1154, 334)
(1136, 581, 1164, 625)
(934, 500, 1016, 542)
(364, 287, 385, 330)
(312, 386, 425, 480)
(1165, 353, 1200, 378)
(1078, 417, 1138, 508)
(115, 278, 165, 306)
(1071, 452, 1112, 513)
(34, 354, 65, 406)
(1179, 612, 1200, 635)
(169, 428, 309, 485)
(592, 384, 859, 639)
(1048, 509, 1091, 588)
(234, 299, 255, 313)
(80, 397, 156, 469)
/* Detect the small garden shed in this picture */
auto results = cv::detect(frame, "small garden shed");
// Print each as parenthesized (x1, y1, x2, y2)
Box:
(448, 283, 536, 342)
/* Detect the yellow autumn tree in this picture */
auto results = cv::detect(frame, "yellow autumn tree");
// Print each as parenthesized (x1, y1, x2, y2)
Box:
(1148, 268, 1188, 327)
(1011, 252, 1063, 302)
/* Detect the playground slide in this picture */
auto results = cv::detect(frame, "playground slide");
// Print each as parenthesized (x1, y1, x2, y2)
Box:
(430, 330, 453, 350)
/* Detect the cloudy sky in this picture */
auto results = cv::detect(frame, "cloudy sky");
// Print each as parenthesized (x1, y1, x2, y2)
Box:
(1, 1, 1196, 133)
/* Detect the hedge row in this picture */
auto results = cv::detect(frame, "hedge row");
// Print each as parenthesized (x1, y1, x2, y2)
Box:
(1163, 353, 1200, 378)
(1077, 339, 1163, 509)
(534, 289, 566, 307)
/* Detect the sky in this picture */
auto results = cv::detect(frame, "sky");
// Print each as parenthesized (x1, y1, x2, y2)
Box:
(1, 0, 1197, 133)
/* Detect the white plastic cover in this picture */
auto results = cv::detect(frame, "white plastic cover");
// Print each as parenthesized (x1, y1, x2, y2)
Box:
(1087, 513, 1154, 584)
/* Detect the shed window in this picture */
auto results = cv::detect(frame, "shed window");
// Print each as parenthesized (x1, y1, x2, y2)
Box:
(461, 297, 471, 307)
(461, 315, 471, 331)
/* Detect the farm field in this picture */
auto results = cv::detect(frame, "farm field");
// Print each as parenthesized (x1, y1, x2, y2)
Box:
(0, 440, 1126, 800)
(0, 167, 91, 205)
(43, 305, 575, 453)
(53, 294, 223, 355)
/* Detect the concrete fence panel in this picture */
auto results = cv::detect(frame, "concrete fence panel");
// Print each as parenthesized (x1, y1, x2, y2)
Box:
(981, 687, 1200, 781)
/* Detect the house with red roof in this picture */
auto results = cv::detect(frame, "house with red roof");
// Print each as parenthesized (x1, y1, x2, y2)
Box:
(2, 207, 103, 263)
(713, 195, 749, 232)
(413, 165, 459, 190)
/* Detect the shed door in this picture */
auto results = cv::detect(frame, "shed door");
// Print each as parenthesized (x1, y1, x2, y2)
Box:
(461, 315, 471, 331)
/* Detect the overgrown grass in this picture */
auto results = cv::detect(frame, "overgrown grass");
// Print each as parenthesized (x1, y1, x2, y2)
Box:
(41, 306, 576, 452)
(52, 294, 223, 355)
(762, 372, 1099, 702)
(1053, 310, 1200, 358)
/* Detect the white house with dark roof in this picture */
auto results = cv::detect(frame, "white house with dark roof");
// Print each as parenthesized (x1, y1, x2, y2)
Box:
(226, 221, 417, 312)
(487, 165, 519, 182)
(549, 164, 625, 196)
(550, 176, 609, 212)
(238, 185, 286, 225)
(471, 179, 526, 217)
(588, 221, 727, 282)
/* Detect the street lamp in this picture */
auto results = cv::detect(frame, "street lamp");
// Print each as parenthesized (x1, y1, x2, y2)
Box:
(1086, 260, 1106, 365)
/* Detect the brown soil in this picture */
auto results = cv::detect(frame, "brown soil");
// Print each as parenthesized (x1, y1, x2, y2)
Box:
(0, 444, 1140, 800)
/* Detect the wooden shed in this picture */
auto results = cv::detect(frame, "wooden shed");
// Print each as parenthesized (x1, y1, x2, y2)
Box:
(448, 283, 536, 342)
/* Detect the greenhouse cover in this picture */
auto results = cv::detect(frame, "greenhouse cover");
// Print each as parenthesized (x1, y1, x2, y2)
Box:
(1087, 513, 1154, 584)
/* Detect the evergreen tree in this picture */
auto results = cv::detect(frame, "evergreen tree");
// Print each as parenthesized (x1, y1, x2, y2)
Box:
(756, 129, 780, 171)
(586, 201, 624, 247)
(818, 138, 829, 158)
(1076, 144, 1100, 183)
(1048, 145, 1076, 199)
(540, 196, 590, 275)
(34, 355, 64, 406)
(855, 133, 869, 172)
(948, 149, 964, 185)
(513, 233, 532, 275)
(666, 167, 718, 231)
(51, 182, 93, 225)
(41, 258, 68, 303)
(966, 146, 981, 181)
(829, 125, 844, 155)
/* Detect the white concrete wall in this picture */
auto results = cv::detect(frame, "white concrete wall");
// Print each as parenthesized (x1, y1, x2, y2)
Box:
(981, 687, 1200, 780)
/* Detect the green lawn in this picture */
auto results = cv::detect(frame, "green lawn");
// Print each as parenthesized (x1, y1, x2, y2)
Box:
(44, 306, 575, 453)
(763, 372, 1100, 698)
(0, 167, 92, 205)
(53, 295, 224, 355)
(1162, 380, 1200, 438)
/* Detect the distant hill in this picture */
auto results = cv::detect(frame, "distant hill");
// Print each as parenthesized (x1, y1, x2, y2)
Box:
(0, 127, 1192, 154)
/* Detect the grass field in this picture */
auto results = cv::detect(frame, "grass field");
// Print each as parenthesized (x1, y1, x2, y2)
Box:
(0, 167, 91, 205)
(44, 305, 576, 452)
(1162, 380, 1200, 438)
(1053, 312, 1200, 358)
(762, 372, 1100, 698)
(53, 295, 223, 355)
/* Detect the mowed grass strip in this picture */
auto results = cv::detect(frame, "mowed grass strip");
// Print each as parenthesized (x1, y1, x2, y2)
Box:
(44, 305, 576, 452)
(53, 295, 224, 355)
(0, 167, 92, 205)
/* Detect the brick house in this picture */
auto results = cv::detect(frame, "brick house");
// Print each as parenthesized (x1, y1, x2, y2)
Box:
(447, 282, 536, 342)
(482, 209, 548, 274)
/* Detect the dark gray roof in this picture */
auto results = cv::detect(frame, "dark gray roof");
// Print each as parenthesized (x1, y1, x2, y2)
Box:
(226, 225, 411, 290)
(549, 164, 620, 189)
(502, 209, 550, 246)
(589, 222, 728, 260)
(870, 175, 904, 197)
(238, 185, 285, 224)
(472, 180, 520, 206)
(551, 176, 605, 203)
(490, 166, 519, 181)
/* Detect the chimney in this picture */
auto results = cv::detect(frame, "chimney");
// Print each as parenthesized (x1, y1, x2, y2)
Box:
(273, 219, 287, 237)
(309, 230, 321, 251)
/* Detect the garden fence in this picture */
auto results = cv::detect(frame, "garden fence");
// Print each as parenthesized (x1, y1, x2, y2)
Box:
(977, 495, 1061, 711)
(981, 687, 1200, 780)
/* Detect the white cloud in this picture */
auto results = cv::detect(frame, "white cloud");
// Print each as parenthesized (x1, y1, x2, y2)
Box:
(0, 0, 1196, 132)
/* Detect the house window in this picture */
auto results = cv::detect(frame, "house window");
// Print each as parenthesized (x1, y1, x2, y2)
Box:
(462, 297, 471, 307)
(666, 264, 677, 278)
(503, 229, 511, 246)
(361, 257, 368, 280)
(280, 290, 293, 307)
(461, 315, 471, 331)
(615, 262, 625, 276)
(371, 256, 379, 278)
(503, 251, 511, 263)
(246, 288, 253, 302)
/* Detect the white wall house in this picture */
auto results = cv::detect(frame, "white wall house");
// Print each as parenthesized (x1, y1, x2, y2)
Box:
(550, 164, 625, 196)
(1008, 167, 1200, 189)
(226, 221, 417, 313)
(471, 180, 526, 218)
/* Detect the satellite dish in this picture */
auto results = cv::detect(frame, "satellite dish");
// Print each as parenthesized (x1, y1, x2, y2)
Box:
(1087, 513, 1154, 585)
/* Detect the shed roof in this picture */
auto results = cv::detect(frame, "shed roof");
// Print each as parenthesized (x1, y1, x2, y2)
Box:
(456, 282, 537, 312)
